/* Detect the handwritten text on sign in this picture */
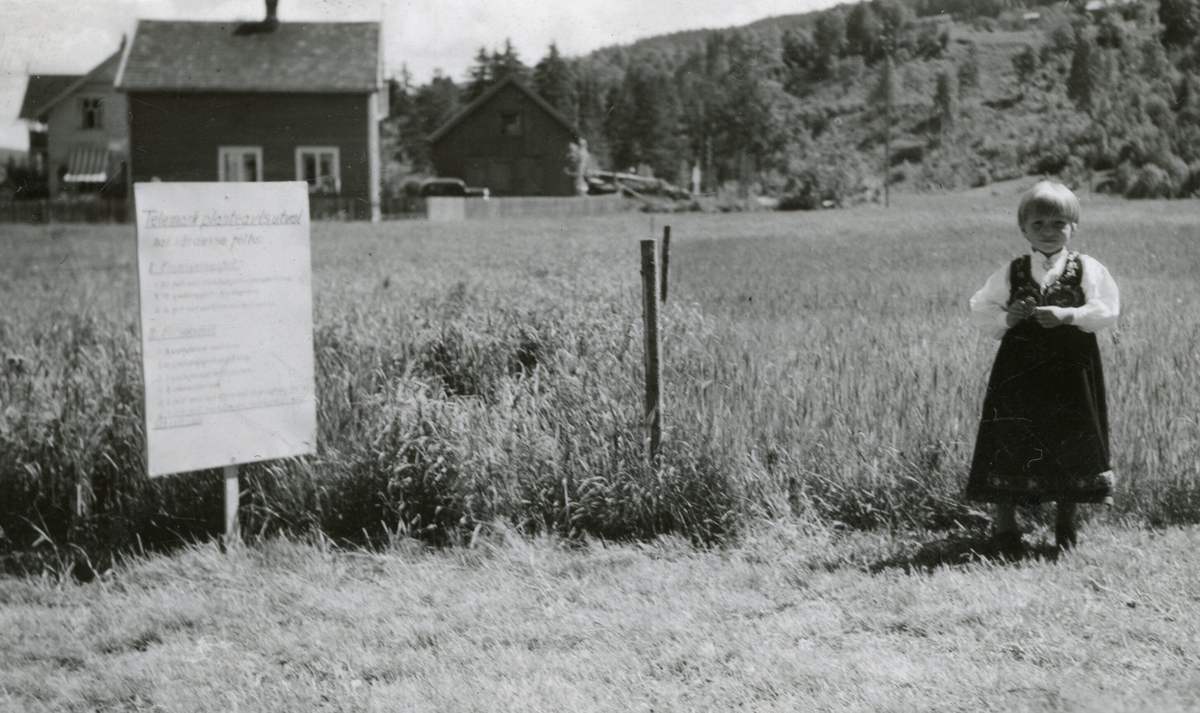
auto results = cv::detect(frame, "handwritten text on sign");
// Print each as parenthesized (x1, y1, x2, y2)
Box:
(135, 182, 316, 477)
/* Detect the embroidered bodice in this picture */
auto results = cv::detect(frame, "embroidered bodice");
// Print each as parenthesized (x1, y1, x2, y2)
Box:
(1007, 253, 1085, 309)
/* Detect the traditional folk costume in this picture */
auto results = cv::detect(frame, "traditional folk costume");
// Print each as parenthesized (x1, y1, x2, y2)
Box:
(967, 249, 1120, 506)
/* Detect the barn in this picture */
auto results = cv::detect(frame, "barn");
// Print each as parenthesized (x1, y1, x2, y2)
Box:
(430, 76, 580, 197)
(114, 3, 385, 219)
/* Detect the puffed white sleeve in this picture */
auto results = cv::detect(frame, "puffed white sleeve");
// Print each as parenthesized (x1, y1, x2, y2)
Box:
(1070, 256, 1120, 333)
(969, 263, 1012, 340)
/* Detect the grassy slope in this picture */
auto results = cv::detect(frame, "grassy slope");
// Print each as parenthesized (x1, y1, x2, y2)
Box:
(2, 525, 1200, 712)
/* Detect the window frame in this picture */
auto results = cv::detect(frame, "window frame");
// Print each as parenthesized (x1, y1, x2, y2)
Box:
(80, 97, 103, 130)
(294, 146, 341, 194)
(217, 146, 264, 182)
(499, 111, 523, 137)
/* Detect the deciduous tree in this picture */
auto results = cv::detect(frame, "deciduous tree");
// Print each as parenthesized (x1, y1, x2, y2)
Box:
(1159, 0, 1200, 48)
(1068, 30, 1099, 112)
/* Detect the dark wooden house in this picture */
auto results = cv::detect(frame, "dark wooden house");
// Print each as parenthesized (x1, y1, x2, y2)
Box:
(115, 4, 385, 219)
(430, 76, 579, 197)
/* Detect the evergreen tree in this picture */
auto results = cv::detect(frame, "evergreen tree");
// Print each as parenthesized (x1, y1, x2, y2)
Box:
(462, 40, 529, 104)
(534, 42, 577, 119)
(464, 47, 493, 103)
(491, 39, 529, 83)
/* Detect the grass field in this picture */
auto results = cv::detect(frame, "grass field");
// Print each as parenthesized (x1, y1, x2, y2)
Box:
(3, 184, 1200, 709)
(4, 181, 1199, 560)
(3, 525, 1200, 711)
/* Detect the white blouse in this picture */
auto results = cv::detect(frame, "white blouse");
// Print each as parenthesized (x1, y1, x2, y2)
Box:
(970, 249, 1120, 340)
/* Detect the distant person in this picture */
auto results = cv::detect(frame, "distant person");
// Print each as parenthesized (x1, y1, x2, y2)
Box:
(967, 181, 1120, 555)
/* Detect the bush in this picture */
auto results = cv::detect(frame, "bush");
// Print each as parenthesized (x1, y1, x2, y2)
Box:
(1179, 163, 1200, 196)
(1012, 45, 1040, 83)
(1031, 149, 1071, 176)
(1125, 162, 1175, 198)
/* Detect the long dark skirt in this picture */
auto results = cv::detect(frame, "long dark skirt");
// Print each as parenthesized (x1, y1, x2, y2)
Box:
(966, 322, 1114, 505)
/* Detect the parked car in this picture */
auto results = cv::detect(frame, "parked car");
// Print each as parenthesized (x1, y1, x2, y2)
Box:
(419, 178, 488, 198)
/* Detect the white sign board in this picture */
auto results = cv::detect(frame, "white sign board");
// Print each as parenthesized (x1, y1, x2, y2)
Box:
(135, 182, 317, 477)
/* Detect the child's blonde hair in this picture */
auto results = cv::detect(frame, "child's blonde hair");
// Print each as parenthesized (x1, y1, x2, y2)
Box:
(1017, 181, 1080, 228)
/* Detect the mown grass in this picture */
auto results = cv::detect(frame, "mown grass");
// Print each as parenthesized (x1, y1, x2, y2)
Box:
(2, 525, 1200, 711)
(1, 184, 1199, 570)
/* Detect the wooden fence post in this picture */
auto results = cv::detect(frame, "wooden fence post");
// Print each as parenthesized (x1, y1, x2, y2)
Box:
(640, 239, 663, 462)
(224, 464, 240, 549)
(660, 225, 671, 302)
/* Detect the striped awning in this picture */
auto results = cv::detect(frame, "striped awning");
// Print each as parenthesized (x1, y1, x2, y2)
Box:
(63, 148, 109, 183)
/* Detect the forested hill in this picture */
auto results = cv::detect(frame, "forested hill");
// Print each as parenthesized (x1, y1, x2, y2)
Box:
(384, 0, 1200, 206)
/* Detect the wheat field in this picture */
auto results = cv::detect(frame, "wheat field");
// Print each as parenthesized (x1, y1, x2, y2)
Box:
(1, 182, 1199, 566)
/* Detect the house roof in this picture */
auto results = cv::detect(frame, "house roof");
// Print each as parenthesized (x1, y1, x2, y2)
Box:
(430, 75, 577, 144)
(25, 51, 124, 121)
(18, 75, 82, 121)
(116, 20, 381, 93)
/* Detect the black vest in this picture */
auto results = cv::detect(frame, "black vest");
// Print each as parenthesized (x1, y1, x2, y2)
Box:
(1007, 253, 1086, 309)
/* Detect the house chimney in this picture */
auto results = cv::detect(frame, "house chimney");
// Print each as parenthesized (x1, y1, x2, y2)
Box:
(235, 0, 279, 34)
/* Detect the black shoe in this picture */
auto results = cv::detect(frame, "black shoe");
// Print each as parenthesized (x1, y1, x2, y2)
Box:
(1056, 504, 1078, 551)
(992, 530, 1025, 559)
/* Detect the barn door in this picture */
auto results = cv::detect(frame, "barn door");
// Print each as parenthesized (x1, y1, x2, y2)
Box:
(486, 159, 514, 195)
(464, 158, 487, 191)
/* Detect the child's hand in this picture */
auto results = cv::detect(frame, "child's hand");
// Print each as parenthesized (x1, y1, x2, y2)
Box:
(1005, 298, 1036, 326)
(1033, 306, 1073, 328)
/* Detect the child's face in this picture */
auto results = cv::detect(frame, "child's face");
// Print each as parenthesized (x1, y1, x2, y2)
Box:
(1021, 210, 1075, 255)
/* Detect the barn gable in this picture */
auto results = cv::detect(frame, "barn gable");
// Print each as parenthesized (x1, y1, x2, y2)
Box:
(430, 76, 580, 197)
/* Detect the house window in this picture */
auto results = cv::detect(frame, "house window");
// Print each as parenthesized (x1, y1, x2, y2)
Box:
(81, 98, 103, 130)
(295, 147, 340, 194)
(218, 147, 263, 182)
(499, 112, 522, 137)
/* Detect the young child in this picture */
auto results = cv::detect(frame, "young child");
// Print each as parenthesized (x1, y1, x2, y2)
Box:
(967, 181, 1120, 553)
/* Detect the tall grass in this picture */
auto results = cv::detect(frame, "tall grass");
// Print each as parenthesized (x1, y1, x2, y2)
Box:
(2, 186, 1199, 569)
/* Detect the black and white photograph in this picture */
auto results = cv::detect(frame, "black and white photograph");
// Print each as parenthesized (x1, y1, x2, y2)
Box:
(2, 0, 1199, 709)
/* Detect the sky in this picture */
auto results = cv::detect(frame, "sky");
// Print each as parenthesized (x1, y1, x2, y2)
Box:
(0, 0, 843, 150)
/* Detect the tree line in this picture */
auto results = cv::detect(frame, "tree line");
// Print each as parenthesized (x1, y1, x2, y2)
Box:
(382, 0, 1200, 204)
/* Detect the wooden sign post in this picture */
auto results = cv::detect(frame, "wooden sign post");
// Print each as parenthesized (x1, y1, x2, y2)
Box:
(640, 238, 663, 462)
(134, 182, 317, 549)
(224, 465, 240, 547)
